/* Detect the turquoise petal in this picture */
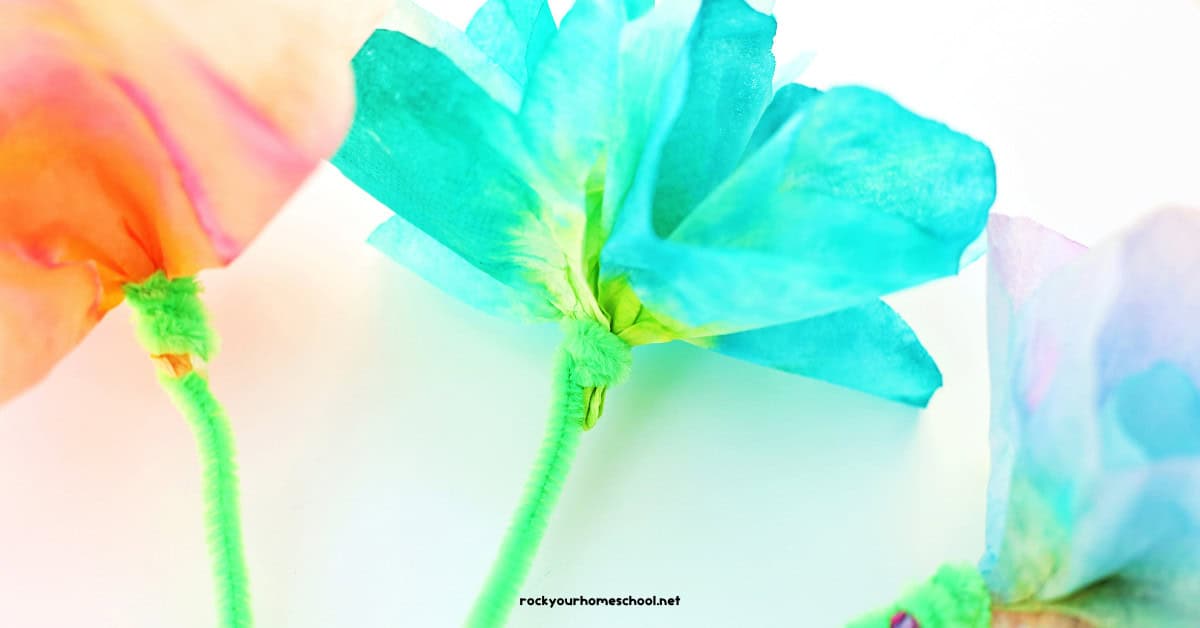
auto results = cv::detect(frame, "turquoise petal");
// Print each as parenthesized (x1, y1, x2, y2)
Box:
(333, 29, 557, 303)
(600, 0, 697, 236)
(369, 217, 559, 322)
(604, 85, 995, 335)
(699, 300, 942, 407)
(742, 82, 821, 161)
(466, 0, 557, 87)
(672, 86, 994, 256)
(518, 0, 625, 196)
(650, 0, 777, 234)
(382, 2, 522, 110)
(623, 0, 653, 19)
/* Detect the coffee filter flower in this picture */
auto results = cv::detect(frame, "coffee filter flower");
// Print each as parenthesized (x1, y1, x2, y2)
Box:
(0, 0, 386, 625)
(333, 0, 996, 625)
(852, 209, 1200, 628)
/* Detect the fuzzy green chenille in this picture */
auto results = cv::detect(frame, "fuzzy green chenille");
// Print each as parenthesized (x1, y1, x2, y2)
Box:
(849, 564, 992, 628)
(125, 272, 252, 628)
(466, 318, 632, 628)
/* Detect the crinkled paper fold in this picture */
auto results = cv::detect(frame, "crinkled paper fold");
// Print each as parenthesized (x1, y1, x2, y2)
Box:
(0, 0, 386, 401)
(982, 210, 1200, 626)
(335, 0, 997, 406)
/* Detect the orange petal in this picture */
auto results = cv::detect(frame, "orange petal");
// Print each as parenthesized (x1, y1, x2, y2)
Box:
(0, 0, 385, 401)
(0, 32, 200, 292)
(0, 247, 103, 403)
(1, 0, 385, 274)
(72, 0, 388, 266)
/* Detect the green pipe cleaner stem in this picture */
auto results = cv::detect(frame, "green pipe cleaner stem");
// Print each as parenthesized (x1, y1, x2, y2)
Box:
(466, 319, 631, 628)
(466, 349, 585, 627)
(125, 272, 252, 628)
(848, 563, 991, 628)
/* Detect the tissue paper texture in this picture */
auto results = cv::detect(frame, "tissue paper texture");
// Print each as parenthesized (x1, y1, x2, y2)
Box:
(982, 211, 1200, 626)
(335, 0, 997, 406)
(0, 0, 385, 401)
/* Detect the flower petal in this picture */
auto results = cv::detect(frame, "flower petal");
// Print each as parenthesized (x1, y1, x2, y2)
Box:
(332, 29, 561, 309)
(0, 249, 103, 403)
(369, 216, 559, 322)
(1, 0, 377, 278)
(466, 0, 557, 87)
(650, 0, 777, 234)
(0, 42, 193, 285)
(985, 214, 1088, 409)
(69, 0, 379, 264)
(604, 86, 996, 335)
(988, 214, 1088, 310)
(741, 82, 821, 161)
(383, 0, 523, 110)
(1, 0, 375, 401)
(120, 0, 386, 156)
(599, 0, 698, 237)
(981, 208, 1200, 624)
(623, 0, 653, 19)
(697, 300, 942, 407)
(517, 0, 626, 196)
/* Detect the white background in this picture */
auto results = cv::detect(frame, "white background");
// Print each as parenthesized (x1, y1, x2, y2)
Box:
(2, 1, 1199, 626)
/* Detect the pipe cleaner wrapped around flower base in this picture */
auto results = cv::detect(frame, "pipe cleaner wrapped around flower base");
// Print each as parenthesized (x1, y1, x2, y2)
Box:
(852, 209, 1200, 628)
(0, 0, 383, 625)
(334, 0, 995, 624)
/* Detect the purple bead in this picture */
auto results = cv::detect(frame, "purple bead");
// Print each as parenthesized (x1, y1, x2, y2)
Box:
(890, 611, 919, 628)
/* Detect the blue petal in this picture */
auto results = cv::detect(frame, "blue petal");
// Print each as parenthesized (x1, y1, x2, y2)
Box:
(332, 29, 557, 303)
(466, 0, 557, 87)
(699, 300, 942, 407)
(604, 85, 996, 335)
(599, 0, 698, 236)
(369, 217, 559, 322)
(672, 86, 995, 260)
(742, 82, 821, 162)
(382, 2, 522, 110)
(517, 0, 626, 195)
(650, 0, 778, 234)
(623, 0, 653, 19)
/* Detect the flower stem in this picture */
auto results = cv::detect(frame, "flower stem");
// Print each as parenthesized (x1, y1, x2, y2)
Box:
(160, 372, 253, 628)
(466, 318, 632, 627)
(125, 272, 252, 628)
(466, 350, 585, 628)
